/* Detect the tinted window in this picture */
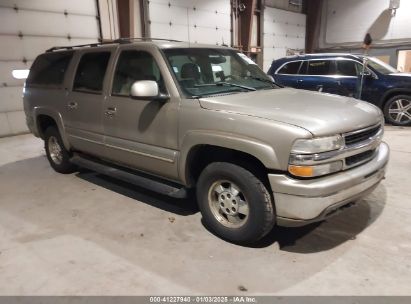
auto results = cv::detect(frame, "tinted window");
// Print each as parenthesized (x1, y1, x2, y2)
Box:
(307, 60, 333, 75)
(336, 60, 362, 76)
(112, 50, 165, 96)
(73, 52, 111, 93)
(277, 61, 301, 74)
(299, 61, 308, 74)
(26, 51, 73, 87)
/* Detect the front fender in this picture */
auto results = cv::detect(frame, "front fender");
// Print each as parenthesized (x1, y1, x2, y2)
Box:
(178, 130, 280, 185)
(379, 88, 411, 108)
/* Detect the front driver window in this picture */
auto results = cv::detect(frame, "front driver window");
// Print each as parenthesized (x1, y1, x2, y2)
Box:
(112, 50, 166, 96)
(307, 60, 334, 75)
(336, 60, 363, 76)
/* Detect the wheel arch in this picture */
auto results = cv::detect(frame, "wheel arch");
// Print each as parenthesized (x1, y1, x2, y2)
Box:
(34, 107, 71, 150)
(179, 132, 280, 187)
(379, 88, 411, 108)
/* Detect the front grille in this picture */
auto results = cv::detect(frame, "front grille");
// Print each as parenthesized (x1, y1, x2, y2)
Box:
(344, 125, 381, 146)
(345, 149, 375, 167)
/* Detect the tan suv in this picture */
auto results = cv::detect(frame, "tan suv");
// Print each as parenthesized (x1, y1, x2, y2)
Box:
(23, 39, 389, 243)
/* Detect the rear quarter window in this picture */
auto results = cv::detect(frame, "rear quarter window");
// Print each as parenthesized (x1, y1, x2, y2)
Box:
(26, 51, 74, 88)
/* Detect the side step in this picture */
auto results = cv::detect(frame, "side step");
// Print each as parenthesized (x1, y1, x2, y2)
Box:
(71, 154, 188, 198)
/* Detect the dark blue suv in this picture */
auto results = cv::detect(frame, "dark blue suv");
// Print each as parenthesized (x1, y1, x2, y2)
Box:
(267, 53, 411, 126)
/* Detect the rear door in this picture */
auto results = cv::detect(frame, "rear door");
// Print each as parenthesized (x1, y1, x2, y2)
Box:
(65, 49, 113, 158)
(272, 61, 302, 87)
(297, 59, 341, 94)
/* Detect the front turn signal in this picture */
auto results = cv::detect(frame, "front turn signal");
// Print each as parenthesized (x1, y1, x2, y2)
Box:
(288, 165, 314, 177)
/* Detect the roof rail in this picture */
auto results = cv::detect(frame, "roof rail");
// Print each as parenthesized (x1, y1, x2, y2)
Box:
(46, 41, 116, 52)
(46, 37, 182, 52)
(113, 37, 183, 43)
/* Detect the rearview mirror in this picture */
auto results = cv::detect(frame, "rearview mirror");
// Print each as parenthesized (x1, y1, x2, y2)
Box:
(130, 80, 169, 101)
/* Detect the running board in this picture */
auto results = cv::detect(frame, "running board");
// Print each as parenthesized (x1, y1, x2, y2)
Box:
(71, 154, 187, 198)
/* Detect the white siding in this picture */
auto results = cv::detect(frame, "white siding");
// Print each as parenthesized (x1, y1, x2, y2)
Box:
(263, 7, 306, 71)
(148, 0, 231, 46)
(0, 0, 100, 137)
(322, 0, 411, 46)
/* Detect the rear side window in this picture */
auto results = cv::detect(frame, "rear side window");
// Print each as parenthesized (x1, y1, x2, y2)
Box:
(26, 51, 73, 88)
(277, 61, 301, 74)
(307, 60, 334, 75)
(73, 52, 111, 94)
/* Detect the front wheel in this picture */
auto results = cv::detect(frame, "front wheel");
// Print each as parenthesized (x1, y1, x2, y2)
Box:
(196, 162, 275, 244)
(383, 95, 411, 126)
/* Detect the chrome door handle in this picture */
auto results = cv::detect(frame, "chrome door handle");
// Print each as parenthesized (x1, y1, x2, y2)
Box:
(68, 101, 78, 109)
(105, 107, 117, 117)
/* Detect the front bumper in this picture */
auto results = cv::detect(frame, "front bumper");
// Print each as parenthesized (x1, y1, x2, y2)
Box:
(269, 142, 389, 227)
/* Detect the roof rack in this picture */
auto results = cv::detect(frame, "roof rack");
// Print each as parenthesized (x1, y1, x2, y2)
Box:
(115, 37, 182, 43)
(46, 37, 183, 52)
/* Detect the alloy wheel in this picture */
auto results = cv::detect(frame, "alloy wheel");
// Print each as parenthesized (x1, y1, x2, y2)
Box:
(208, 180, 249, 228)
(48, 136, 63, 165)
(388, 98, 411, 124)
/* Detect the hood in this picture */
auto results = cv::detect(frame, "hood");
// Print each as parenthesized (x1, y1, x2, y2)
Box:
(389, 73, 411, 77)
(199, 88, 382, 137)
(387, 73, 411, 81)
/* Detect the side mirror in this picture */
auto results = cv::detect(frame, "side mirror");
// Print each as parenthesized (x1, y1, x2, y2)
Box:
(130, 80, 169, 101)
(361, 70, 371, 76)
(360, 69, 377, 79)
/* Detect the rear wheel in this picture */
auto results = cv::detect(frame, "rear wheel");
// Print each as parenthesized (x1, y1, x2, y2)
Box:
(383, 95, 411, 126)
(44, 127, 76, 174)
(196, 162, 275, 244)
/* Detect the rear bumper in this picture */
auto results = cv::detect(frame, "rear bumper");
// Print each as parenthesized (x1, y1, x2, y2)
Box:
(268, 142, 389, 227)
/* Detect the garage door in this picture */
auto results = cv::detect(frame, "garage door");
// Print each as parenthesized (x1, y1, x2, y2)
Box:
(263, 7, 306, 72)
(147, 0, 231, 46)
(0, 0, 101, 137)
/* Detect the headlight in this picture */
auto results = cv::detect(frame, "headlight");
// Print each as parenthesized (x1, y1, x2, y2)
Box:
(291, 135, 344, 154)
(289, 135, 344, 177)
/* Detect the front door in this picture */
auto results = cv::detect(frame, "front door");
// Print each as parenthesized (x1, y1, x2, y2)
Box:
(103, 47, 180, 180)
(273, 61, 302, 88)
(297, 59, 341, 94)
(65, 50, 113, 158)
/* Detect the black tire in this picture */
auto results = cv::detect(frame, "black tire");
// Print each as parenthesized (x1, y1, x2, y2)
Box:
(196, 162, 275, 244)
(44, 126, 77, 174)
(383, 95, 411, 126)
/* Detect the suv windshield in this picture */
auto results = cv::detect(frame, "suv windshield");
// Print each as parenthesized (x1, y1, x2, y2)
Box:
(367, 57, 398, 74)
(162, 48, 277, 98)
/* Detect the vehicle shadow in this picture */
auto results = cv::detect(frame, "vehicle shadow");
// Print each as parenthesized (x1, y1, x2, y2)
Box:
(252, 184, 387, 252)
(77, 168, 387, 253)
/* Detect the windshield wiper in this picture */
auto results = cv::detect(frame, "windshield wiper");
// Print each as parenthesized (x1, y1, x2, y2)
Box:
(195, 82, 256, 92)
(247, 76, 281, 87)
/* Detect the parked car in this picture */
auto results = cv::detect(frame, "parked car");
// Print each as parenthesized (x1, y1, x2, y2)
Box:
(24, 40, 389, 243)
(267, 53, 411, 126)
